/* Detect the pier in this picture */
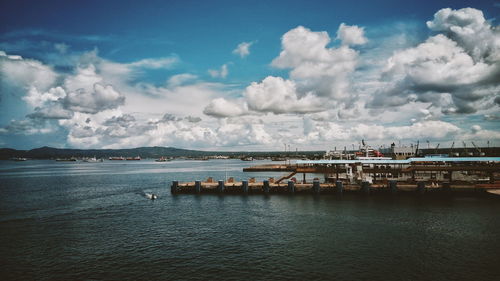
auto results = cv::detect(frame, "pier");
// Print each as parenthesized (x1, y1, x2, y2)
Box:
(170, 179, 500, 195)
(171, 156, 500, 195)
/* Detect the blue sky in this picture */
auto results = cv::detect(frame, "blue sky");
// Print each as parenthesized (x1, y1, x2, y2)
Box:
(0, 0, 499, 150)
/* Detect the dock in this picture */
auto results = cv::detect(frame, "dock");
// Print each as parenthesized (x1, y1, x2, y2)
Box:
(170, 179, 500, 195)
(172, 156, 500, 195)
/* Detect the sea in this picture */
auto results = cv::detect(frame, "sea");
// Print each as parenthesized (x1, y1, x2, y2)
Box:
(1, 159, 499, 280)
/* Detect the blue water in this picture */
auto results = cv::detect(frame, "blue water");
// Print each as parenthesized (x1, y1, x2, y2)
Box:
(1, 159, 499, 280)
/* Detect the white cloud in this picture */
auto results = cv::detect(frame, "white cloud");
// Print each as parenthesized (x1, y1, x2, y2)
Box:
(167, 73, 197, 87)
(64, 83, 125, 114)
(370, 8, 500, 114)
(127, 57, 178, 69)
(426, 7, 500, 62)
(244, 76, 324, 114)
(208, 64, 229, 78)
(336, 23, 368, 46)
(0, 52, 57, 96)
(203, 98, 247, 118)
(271, 25, 359, 102)
(232, 41, 254, 58)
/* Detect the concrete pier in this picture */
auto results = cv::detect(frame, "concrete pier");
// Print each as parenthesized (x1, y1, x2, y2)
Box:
(170, 180, 500, 195)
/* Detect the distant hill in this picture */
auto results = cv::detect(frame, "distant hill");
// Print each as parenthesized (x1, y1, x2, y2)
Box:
(0, 146, 325, 159)
(0, 146, 213, 159)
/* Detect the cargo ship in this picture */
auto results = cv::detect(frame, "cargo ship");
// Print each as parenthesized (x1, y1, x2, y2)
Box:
(126, 156, 141, 160)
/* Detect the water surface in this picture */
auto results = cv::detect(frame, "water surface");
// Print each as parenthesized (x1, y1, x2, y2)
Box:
(1, 159, 499, 280)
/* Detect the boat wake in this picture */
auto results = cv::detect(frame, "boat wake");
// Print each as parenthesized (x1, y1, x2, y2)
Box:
(144, 192, 158, 200)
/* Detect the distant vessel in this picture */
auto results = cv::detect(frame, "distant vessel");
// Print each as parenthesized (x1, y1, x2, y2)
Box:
(83, 157, 103, 163)
(56, 158, 77, 162)
(155, 157, 169, 162)
(126, 156, 141, 161)
(271, 157, 286, 161)
(109, 156, 125, 160)
(11, 157, 27, 161)
(241, 156, 253, 161)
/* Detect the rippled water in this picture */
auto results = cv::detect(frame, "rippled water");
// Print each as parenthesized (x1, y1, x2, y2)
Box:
(1, 159, 499, 280)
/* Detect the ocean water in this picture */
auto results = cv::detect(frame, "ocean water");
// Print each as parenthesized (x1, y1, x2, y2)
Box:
(1, 159, 499, 280)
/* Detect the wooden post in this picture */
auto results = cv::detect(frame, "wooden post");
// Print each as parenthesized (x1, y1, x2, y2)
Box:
(361, 181, 370, 195)
(287, 180, 295, 194)
(417, 181, 425, 193)
(242, 180, 249, 193)
(336, 180, 343, 195)
(389, 180, 397, 193)
(263, 180, 270, 194)
(313, 180, 320, 194)
(195, 180, 201, 193)
(217, 180, 224, 193)
(171, 181, 178, 194)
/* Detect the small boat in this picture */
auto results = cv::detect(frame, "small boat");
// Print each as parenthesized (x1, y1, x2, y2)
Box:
(241, 156, 253, 161)
(145, 193, 158, 200)
(126, 156, 141, 160)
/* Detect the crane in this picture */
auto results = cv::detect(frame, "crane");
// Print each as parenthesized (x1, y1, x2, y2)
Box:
(471, 141, 485, 156)
(449, 141, 458, 157)
(462, 141, 472, 156)
(434, 143, 440, 154)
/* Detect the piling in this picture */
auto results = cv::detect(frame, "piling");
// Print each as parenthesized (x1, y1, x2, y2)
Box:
(217, 180, 225, 193)
(313, 180, 320, 194)
(389, 180, 397, 193)
(263, 180, 270, 194)
(195, 180, 201, 193)
(171, 180, 178, 194)
(442, 182, 451, 193)
(242, 180, 249, 193)
(417, 181, 425, 193)
(361, 181, 370, 195)
(287, 181, 295, 194)
(336, 180, 343, 195)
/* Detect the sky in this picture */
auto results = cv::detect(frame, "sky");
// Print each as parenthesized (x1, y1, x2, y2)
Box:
(0, 0, 499, 151)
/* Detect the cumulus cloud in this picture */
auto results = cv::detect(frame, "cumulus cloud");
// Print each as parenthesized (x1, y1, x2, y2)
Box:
(64, 83, 125, 114)
(336, 23, 368, 45)
(27, 102, 74, 120)
(0, 52, 57, 96)
(203, 98, 247, 118)
(370, 7, 500, 114)
(426, 7, 500, 62)
(244, 76, 324, 114)
(0, 118, 54, 135)
(271, 25, 360, 103)
(208, 64, 229, 78)
(232, 41, 254, 58)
